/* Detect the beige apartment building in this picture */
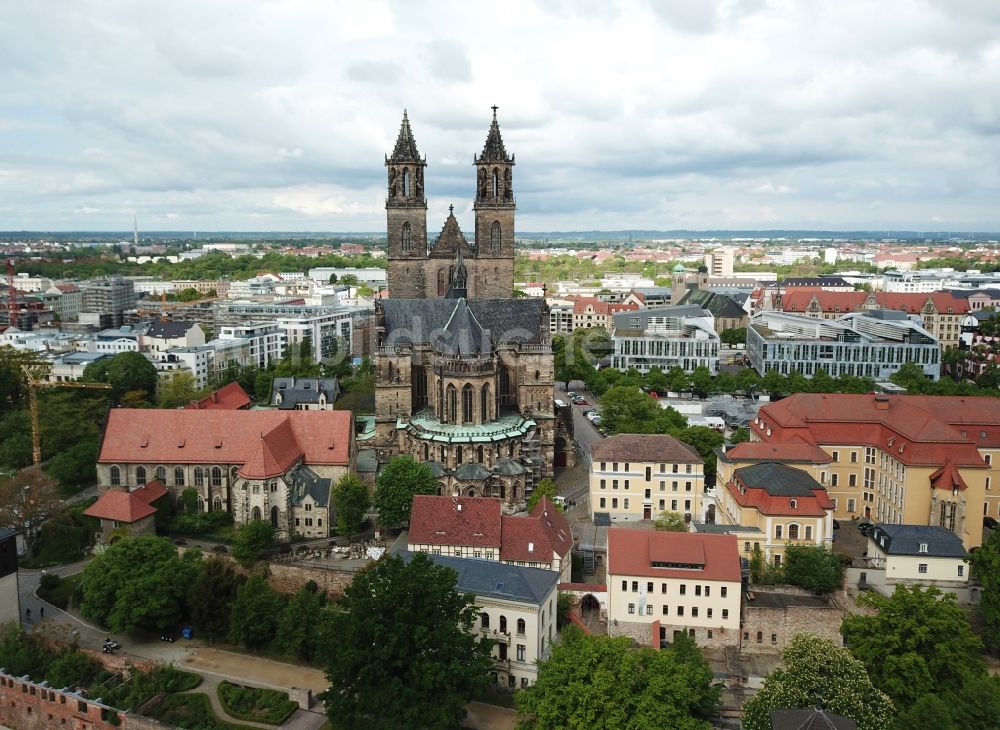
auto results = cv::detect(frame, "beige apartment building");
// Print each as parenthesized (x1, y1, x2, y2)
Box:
(753, 393, 998, 549)
(590, 434, 705, 522)
(607, 530, 742, 649)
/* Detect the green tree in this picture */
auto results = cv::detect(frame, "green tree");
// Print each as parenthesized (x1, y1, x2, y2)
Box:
(157, 371, 201, 408)
(676, 426, 724, 484)
(45, 650, 100, 690)
(891, 693, 956, 730)
(730, 427, 751, 444)
(741, 635, 894, 730)
(841, 585, 985, 709)
(654, 511, 688, 532)
(84, 351, 158, 402)
(749, 542, 765, 584)
(274, 582, 327, 661)
(230, 520, 275, 565)
(526, 478, 561, 512)
(318, 553, 493, 730)
(187, 556, 245, 641)
(0, 345, 41, 411)
(79, 535, 202, 632)
(227, 575, 285, 649)
(332, 474, 370, 534)
(516, 628, 719, 730)
(782, 544, 844, 593)
(600, 386, 678, 434)
(0, 467, 63, 556)
(689, 366, 715, 399)
(45, 435, 100, 491)
(970, 527, 1000, 650)
(719, 327, 746, 347)
(254, 370, 274, 403)
(374, 455, 438, 530)
(180, 487, 199, 514)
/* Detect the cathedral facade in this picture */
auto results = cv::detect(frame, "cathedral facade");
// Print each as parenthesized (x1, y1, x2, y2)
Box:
(374, 110, 571, 511)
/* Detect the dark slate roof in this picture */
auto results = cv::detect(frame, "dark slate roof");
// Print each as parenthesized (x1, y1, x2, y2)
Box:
(782, 277, 851, 287)
(495, 458, 526, 476)
(612, 305, 713, 331)
(677, 289, 747, 319)
(397, 550, 558, 605)
(287, 464, 331, 507)
(870, 523, 967, 558)
(272, 377, 340, 409)
(145, 321, 197, 339)
(388, 110, 421, 162)
(0, 527, 19, 541)
(426, 461, 449, 477)
(478, 109, 511, 163)
(734, 462, 824, 496)
(770, 709, 857, 730)
(454, 462, 492, 480)
(379, 298, 547, 352)
(355, 448, 378, 474)
(431, 209, 473, 255)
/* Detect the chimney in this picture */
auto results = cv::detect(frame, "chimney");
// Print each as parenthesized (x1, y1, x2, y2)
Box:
(874, 393, 890, 410)
(457, 503, 462, 512)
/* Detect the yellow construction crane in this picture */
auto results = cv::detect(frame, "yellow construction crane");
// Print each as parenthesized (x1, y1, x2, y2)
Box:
(21, 365, 112, 469)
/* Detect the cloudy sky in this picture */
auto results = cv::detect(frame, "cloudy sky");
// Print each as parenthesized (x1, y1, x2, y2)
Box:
(2, 0, 999, 232)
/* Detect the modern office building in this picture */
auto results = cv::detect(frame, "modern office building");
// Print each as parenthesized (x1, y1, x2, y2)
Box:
(611, 305, 720, 374)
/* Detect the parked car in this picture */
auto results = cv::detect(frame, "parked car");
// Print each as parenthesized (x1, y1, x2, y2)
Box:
(575, 399, 589, 406)
(985, 516, 999, 530)
(566, 391, 578, 398)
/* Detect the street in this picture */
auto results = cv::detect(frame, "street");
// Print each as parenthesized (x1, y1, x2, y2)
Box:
(555, 382, 603, 506)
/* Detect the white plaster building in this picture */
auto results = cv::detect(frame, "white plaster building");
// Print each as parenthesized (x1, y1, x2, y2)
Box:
(612, 305, 720, 374)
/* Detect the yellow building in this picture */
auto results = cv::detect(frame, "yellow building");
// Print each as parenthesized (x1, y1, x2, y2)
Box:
(590, 434, 704, 522)
(753, 393, 998, 549)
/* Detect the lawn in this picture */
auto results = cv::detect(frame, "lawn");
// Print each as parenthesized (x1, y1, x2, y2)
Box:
(149, 692, 259, 730)
(216, 681, 298, 725)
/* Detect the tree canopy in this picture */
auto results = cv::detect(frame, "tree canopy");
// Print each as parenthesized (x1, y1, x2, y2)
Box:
(230, 520, 275, 565)
(516, 628, 719, 730)
(741, 635, 894, 730)
(83, 351, 158, 403)
(654, 511, 688, 532)
(970, 527, 1000, 651)
(227, 575, 286, 649)
(319, 552, 493, 730)
(187, 556, 245, 640)
(79, 535, 202, 632)
(374, 455, 439, 530)
(841, 585, 985, 709)
(0, 467, 63, 555)
(526, 478, 561, 513)
(782, 544, 844, 593)
(157, 371, 204, 408)
(332, 474, 370, 534)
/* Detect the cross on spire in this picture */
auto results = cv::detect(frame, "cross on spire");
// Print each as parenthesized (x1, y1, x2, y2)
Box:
(491, 105, 498, 120)
(449, 204, 454, 215)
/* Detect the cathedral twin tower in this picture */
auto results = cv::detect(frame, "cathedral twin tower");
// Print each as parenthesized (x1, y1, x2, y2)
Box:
(385, 108, 516, 299)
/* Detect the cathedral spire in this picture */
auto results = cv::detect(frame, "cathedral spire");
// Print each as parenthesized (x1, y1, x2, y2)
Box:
(389, 109, 422, 163)
(477, 105, 512, 164)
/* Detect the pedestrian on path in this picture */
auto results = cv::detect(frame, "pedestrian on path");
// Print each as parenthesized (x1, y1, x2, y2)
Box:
(39, 606, 44, 619)
(25, 607, 31, 622)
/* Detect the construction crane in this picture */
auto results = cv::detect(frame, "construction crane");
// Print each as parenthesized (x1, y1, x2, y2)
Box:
(21, 365, 112, 469)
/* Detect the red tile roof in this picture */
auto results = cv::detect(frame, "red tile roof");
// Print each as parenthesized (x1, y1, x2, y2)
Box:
(780, 289, 866, 314)
(571, 297, 639, 316)
(592, 434, 702, 464)
(98, 409, 352, 468)
(84, 489, 157, 523)
(756, 393, 996, 466)
(720, 440, 831, 464)
(184, 381, 251, 410)
(726, 477, 834, 517)
(500, 497, 573, 563)
(238, 418, 304, 479)
(133, 480, 167, 504)
(408, 496, 501, 548)
(778, 289, 969, 317)
(608, 530, 741, 582)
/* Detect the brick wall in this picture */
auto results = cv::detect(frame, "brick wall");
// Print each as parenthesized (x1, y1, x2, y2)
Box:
(740, 602, 847, 654)
(0, 670, 123, 730)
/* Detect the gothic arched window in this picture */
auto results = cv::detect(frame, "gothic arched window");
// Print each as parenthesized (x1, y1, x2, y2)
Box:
(402, 168, 410, 197)
(155, 465, 166, 483)
(110, 465, 121, 486)
(212, 496, 223, 512)
(463, 384, 474, 423)
(492, 168, 499, 198)
(401, 222, 412, 253)
(211, 466, 222, 487)
(194, 467, 204, 487)
(491, 221, 501, 254)
(447, 384, 457, 423)
(135, 465, 147, 485)
(174, 466, 185, 487)
(480, 383, 490, 422)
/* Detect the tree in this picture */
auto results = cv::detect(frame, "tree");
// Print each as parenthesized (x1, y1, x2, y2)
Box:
(741, 635, 894, 730)
(654, 511, 688, 532)
(0, 468, 62, 555)
(332, 474, 370, 534)
(526, 478, 561, 513)
(730, 427, 751, 444)
(0, 345, 41, 411)
(719, 327, 746, 347)
(782, 544, 844, 593)
(374, 455, 438, 530)
(318, 552, 493, 730)
(274, 583, 327, 660)
(227, 575, 285, 649)
(45, 436, 100, 491)
(230, 520, 275, 565)
(841, 585, 985, 709)
(689, 366, 715, 399)
(891, 693, 956, 730)
(187, 556, 245, 641)
(157, 371, 201, 408)
(676, 426, 725, 484)
(84, 351, 157, 403)
(45, 650, 100, 690)
(970, 527, 1000, 650)
(79, 535, 202, 632)
(516, 628, 719, 730)
(600, 386, 669, 434)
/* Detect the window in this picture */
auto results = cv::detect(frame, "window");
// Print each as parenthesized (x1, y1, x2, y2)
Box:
(695, 585, 702, 597)
(677, 606, 684, 616)
(775, 525, 783, 539)
(756, 631, 763, 643)
(628, 603, 635, 614)
(305, 503, 312, 511)
(621, 580, 627, 591)
(662, 605, 669, 615)
(211, 466, 222, 487)
(612, 479, 619, 490)
(851, 451, 858, 463)
(918, 564, 928, 574)
(401, 222, 412, 252)
(481, 613, 490, 629)
(517, 619, 525, 635)
(788, 524, 799, 540)
(958, 565, 965, 577)
(830, 474, 839, 487)
(849, 474, 857, 487)
(847, 498, 856, 513)
(490, 221, 502, 254)
(832, 451, 839, 462)
(110, 465, 121, 486)
(707, 629, 713, 639)
(722, 609, 729, 620)
(600, 479, 606, 489)
(720, 586, 727, 598)
(646, 605, 653, 615)
(174, 466, 185, 486)
(771, 633, 778, 644)
(500, 615, 507, 633)
(516, 644, 525, 662)
(647, 582, 654, 593)
(612, 498, 618, 508)
(679, 584, 686, 595)
(691, 607, 699, 617)
(136, 465, 147, 485)
(661, 584, 667, 594)
(600, 498, 606, 508)
(805, 525, 813, 540)
(774, 554, 782, 567)
(632, 581, 639, 592)
(194, 467, 204, 486)
(624, 499, 629, 509)
(707, 608, 713, 619)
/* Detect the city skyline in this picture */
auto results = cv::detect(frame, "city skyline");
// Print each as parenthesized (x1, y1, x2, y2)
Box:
(2, 0, 999, 232)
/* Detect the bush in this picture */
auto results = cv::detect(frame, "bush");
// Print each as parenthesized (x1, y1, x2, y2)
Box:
(100, 666, 202, 711)
(167, 510, 234, 537)
(45, 650, 100, 690)
(40, 572, 61, 591)
(217, 681, 298, 725)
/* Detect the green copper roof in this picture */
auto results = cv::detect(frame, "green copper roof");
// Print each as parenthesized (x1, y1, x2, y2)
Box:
(399, 410, 536, 443)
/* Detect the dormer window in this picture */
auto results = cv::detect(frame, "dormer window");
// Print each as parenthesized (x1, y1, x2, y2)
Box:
(919, 543, 928, 553)
(789, 499, 797, 509)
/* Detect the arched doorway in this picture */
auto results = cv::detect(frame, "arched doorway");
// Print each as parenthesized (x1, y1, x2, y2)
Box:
(581, 594, 600, 616)
(252, 506, 262, 522)
(270, 506, 279, 528)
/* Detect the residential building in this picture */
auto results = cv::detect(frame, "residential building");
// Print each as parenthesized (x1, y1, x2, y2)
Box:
(278, 310, 354, 364)
(407, 495, 573, 582)
(218, 322, 285, 368)
(591, 434, 705, 522)
(83, 480, 167, 543)
(547, 300, 574, 334)
(48, 352, 110, 382)
(185, 381, 252, 410)
(747, 310, 940, 380)
(855, 523, 969, 597)
(704, 246, 735, 277)
(158, 346, 213, 389)
(96, 409, 354, 539)
(92, 325, 143, 354)
(45, 283, 82, 321)
(778, 289, 970, 349)
(675, 289, 748, 334)
(752, 393, 998, 548)
(622, 287, 673, 308)
(204, 337, 252, 380)
(607, 530, 742, 648)
(716, 462, 835, 566)
(272, 377, 341, 410)
(398, 551, 559, 689)
(144, 321, 206, 355)
(571, 297, 638, 332)
(79, 276, 137, 327)
(611, 305, 720, 374)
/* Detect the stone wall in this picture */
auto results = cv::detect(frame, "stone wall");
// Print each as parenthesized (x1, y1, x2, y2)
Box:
(0, 670, 123, 730)
(609, 619, 739, 649)
(740, 598, 847, 654)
